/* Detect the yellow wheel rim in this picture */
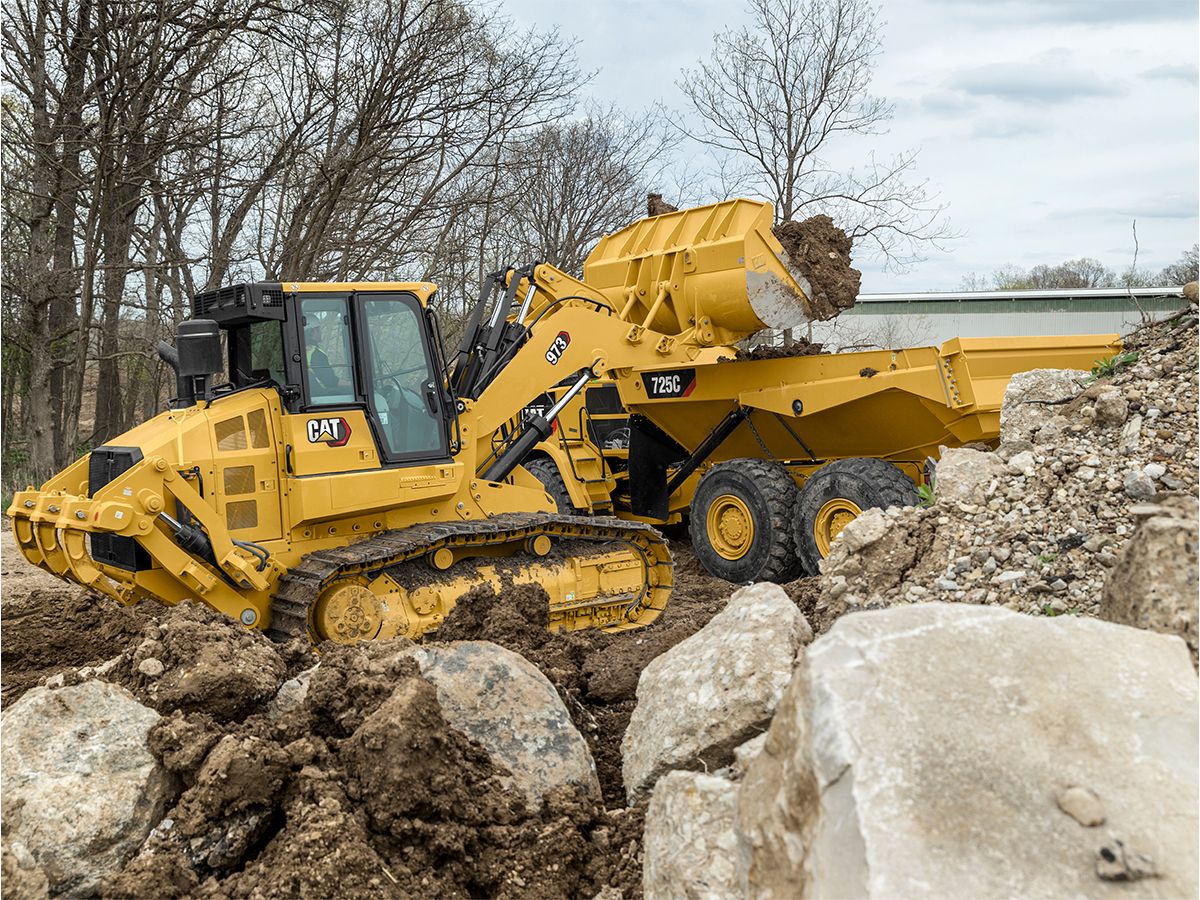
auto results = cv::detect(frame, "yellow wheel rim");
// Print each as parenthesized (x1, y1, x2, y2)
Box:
(314, 578, 383, 644)
(813, 498, 863, 557)
(707, 494, 755, 560)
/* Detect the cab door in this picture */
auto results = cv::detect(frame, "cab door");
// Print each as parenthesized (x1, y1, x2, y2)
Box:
(355, 292, 449, 464)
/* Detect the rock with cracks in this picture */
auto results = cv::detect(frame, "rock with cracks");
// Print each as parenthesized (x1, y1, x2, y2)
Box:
(934, 446, 1007, 504)
(736, 603, 1198, 900)
(622, 583, 809, 804)
(1000, 368, 1085, 442)
(1, 681, 175, 896)
(402, 640, 601, 807)
(644, 771, 741, 900)
(1100, 495, 1199, 666)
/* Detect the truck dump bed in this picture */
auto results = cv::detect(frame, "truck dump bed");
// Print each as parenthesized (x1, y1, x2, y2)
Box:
(619, 333, 1121, 466)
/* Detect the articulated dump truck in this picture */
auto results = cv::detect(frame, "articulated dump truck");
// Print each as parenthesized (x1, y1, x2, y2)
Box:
(8, 199, 1120, 645)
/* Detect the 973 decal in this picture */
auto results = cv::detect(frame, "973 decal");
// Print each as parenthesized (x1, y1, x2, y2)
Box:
(306, 416, 352, 447)
(546, 331, 571, 365)
(641, 368, 697, 399)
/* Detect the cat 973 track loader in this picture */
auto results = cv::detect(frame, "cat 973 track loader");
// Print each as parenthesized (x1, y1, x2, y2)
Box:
(7, 200, 823, 644)
(8, 199, 1120, 644)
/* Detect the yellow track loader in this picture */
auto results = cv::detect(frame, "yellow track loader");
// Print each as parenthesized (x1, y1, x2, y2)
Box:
(8, 199, 1120, 644)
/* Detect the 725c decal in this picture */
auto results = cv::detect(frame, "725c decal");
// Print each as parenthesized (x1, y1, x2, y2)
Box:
(641, 368, 697, 399)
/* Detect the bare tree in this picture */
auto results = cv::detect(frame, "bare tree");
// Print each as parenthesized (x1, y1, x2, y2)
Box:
(1159, 244, 1199, 286)
(678, 0, 953, 268)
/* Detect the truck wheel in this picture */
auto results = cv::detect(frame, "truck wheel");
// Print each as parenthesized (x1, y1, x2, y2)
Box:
(690, 459, 803, 583)
(794, 458, 920, 575)
(524, 457, 584, 514)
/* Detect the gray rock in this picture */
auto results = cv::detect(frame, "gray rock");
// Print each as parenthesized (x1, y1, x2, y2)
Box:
(266, 664, 318, 721)
(1143, 462, 1167, 480)
(1093, 390, 1129, 427)
(622, 583, 809, 804)
(404, 641, 600, 806)
(1100, 496, 1198, 666)
(835, 506, 889, 552)
(1, 681, 175, 896)
(736, 603, 1198, 900)
(1123, 469, 1157, 500)
(934, 447, 1006, 504)
(1000, 369, 1083, 442)
(1119, 413, 1144, 455)
(137, 657, 165, 678)
(1006, 450, 1037, 477)
(644, 771, 741, 900)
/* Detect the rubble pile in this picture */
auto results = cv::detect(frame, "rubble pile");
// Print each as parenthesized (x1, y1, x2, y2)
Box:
(818, 311, 1198, 641)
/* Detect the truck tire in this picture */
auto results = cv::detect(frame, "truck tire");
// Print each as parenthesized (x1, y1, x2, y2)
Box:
(689, 459, 803, 583)
(794, 458, 920, 575)
(524, 457, 585, 514)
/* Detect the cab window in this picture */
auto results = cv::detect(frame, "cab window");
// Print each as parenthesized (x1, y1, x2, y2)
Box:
(301, 297, 355, 405)
(249, 321, 285, 386)
(362, 297, 443, 457)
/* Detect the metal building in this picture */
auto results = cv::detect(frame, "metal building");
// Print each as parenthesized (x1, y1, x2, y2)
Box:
(805, 286, 1191, 351)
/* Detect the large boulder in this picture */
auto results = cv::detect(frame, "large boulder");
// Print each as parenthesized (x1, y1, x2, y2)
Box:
(622, 583, 810, 804)
(2, 681, 175, 896)
(402, 641, 601, 807)
(737, 603, 1198, 899)
(934, 446, 1006, 504)
(1000, 369, 1084, 442)
(1101, 495, 1199, 666)
(643, 771, 741, 900)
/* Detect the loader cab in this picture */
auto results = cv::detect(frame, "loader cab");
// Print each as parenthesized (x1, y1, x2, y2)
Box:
(192, 282, 452, 466)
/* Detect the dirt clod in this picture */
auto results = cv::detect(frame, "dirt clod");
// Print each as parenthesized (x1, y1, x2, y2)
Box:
(773, 214, 861, 320)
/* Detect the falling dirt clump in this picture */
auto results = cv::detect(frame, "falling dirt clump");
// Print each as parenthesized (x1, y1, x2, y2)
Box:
(773, 214, 861, 320)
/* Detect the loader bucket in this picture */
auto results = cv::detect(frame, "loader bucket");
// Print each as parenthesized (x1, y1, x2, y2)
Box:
(584, 199, 813, 345)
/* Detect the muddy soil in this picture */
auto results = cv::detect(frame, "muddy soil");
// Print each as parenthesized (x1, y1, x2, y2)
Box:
(773, 214, 861, 321)
(1, 535, 816, 898)
(1, 534, 164, 707)
(733, 337, 827, 361)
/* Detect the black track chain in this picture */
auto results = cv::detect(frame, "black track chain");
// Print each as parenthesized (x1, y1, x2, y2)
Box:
(265, 512, 668, 644)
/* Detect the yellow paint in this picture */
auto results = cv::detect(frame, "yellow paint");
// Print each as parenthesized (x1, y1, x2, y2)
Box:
(813, 498, 863, 558)
(706, 494, 755, 560)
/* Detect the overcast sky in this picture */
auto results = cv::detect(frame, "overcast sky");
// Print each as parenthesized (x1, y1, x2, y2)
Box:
(500, 0, 1199, 291)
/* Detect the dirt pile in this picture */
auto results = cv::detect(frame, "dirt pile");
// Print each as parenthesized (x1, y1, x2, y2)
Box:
(103, 638, 631, 899)
(0, 579, 162, 708)
(733, 337, 826, 361)
(1, 537, 815, 897)
(772, 215, 861, 321)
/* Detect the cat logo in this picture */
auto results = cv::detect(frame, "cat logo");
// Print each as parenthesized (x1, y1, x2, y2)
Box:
(306, 416, 352, 447)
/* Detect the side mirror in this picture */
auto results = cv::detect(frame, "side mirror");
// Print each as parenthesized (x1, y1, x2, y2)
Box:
(177, 319, 223, 377)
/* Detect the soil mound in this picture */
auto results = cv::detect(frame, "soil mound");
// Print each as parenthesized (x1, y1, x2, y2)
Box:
(0, 584, 159, 707)
(772, 214, 861, 320)
(2, 540, 817, 898)
(734, 338, 827, 361)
